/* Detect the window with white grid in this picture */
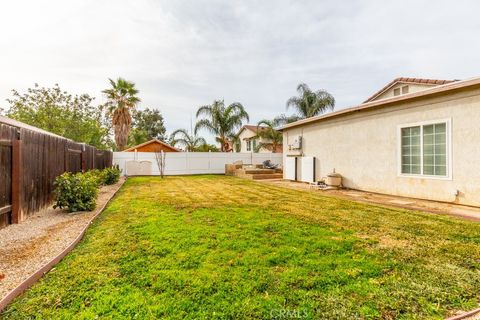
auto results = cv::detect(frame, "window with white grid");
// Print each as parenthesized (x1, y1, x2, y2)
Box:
(401, 126, 421, 174)
(399, 120, 450, 178)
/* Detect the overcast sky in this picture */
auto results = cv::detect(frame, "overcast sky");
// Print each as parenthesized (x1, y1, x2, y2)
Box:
(1, 0, 479, 140)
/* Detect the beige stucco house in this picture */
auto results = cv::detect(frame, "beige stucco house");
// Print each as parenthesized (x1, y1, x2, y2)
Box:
(280, 77, 480, 206)
(236, 125, 282, 153)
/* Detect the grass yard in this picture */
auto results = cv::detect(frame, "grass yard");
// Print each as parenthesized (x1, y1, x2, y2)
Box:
(2, 176, 480, 319)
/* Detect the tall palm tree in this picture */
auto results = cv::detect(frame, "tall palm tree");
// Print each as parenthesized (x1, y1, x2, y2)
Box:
(102, 78, 140, 151)
(170, 129, 206, 152)
(286, 83, 335, 119)
(195, 143, 219, 152)
(195, 100, 249, 152)
(254, 120, 283, 153)
(272, 114, 301, 127)
(230, 133, 241, 152)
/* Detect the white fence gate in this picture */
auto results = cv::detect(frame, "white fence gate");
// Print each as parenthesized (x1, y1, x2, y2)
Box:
(113, 152, 283, 176)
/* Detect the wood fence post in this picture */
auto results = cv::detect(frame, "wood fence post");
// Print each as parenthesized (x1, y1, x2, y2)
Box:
(64, 142, 68, 172)
(11, 130, 22, 224)
(81, 145, 87, 172)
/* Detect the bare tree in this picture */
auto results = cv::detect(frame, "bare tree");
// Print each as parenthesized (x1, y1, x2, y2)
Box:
(154, 149, 166, 178)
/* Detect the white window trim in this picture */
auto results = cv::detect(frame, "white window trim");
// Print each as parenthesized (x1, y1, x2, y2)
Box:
(397, 118, 452, 180)
(246, 140, 251, 152)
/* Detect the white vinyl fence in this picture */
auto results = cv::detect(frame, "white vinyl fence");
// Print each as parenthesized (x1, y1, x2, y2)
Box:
(113, 152, 283, 176)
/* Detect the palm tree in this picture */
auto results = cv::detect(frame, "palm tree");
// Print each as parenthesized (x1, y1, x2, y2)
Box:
(254, 120, 283, 153)
(230, 133, 241, 152)
(170, 129, 206, 152)
(195, 143, 219, 152)
(102, 78, 140, 151)
(195, 100, 249, 152)
(272, 114, 301, 127)
(286, 83, 335, 119)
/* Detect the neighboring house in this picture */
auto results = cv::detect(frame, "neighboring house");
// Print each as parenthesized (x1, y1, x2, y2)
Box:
(236, 125, 282, 153)
(124, 139, 180, 152)
(279, 77, 480, 206)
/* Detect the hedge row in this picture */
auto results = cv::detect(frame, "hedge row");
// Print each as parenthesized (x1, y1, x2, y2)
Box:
(53, 166, 121, 212)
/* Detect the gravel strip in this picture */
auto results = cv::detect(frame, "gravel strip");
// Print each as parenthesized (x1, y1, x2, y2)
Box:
(0, 178, 124, 299)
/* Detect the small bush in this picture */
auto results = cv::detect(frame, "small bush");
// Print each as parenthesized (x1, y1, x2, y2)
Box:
(102, 166, 121, 185)
(53, 172, 99, 212)
(83, 169, 104, 186)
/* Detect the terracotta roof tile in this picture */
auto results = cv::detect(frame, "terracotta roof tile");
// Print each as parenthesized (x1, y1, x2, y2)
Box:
(364, 77, 457, 103)
(239, 124, 269, 134)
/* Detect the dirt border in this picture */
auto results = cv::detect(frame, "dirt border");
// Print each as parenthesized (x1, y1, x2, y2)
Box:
(446, 308, 480, 320)
(0, 178, 125, 312)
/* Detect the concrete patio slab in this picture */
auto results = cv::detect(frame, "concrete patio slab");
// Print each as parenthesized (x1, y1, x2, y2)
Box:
(259, 179, 480, 222)
(388, 200, 415, 205)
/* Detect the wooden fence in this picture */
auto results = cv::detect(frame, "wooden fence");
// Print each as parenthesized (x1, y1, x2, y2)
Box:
(0, 117, 112, 229)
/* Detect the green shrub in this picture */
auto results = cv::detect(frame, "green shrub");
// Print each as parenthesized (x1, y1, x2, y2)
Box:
(83, 169, 104, 186)
(53, 172, 99, 212)
(102, 166, 121, 185)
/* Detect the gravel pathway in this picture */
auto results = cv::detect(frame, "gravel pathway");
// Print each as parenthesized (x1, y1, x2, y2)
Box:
(0, 178, 124, 299)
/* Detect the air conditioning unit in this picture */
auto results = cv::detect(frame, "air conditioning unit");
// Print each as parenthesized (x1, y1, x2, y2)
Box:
(290, 136, 302, 150)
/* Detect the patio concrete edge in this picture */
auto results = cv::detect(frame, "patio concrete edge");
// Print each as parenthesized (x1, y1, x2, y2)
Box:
(0, 178, 126, 313)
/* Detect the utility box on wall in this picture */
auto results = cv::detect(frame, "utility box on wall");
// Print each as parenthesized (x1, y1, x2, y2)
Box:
(284, 157, 297, 180)
(299, 156, 315, 183)
(289, 136, 302, 150)
(284, 156, 315, 183)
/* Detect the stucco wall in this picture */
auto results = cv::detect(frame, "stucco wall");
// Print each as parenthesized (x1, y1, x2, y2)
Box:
(374, 83, 437, 101)
(283, 88, 480, 206)
(238, 129, 271, 153)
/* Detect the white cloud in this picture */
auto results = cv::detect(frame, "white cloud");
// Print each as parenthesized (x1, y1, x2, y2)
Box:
(1, 0, 479, 142)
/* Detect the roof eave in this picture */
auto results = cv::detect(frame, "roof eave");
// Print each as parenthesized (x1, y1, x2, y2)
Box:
(123, 139, 180, 152)
(363, 77, 455, 103)
(279, 77, 480, 131)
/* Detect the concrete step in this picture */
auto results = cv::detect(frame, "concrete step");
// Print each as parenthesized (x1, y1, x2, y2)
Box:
(240, 169, 277, 175)
(251, 173, 283, 180)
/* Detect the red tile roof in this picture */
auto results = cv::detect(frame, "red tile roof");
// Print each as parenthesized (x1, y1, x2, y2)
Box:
(363, 77, 457, 103)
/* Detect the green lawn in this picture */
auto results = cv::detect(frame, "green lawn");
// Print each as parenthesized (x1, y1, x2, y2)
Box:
(2, 176, 480, 319)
